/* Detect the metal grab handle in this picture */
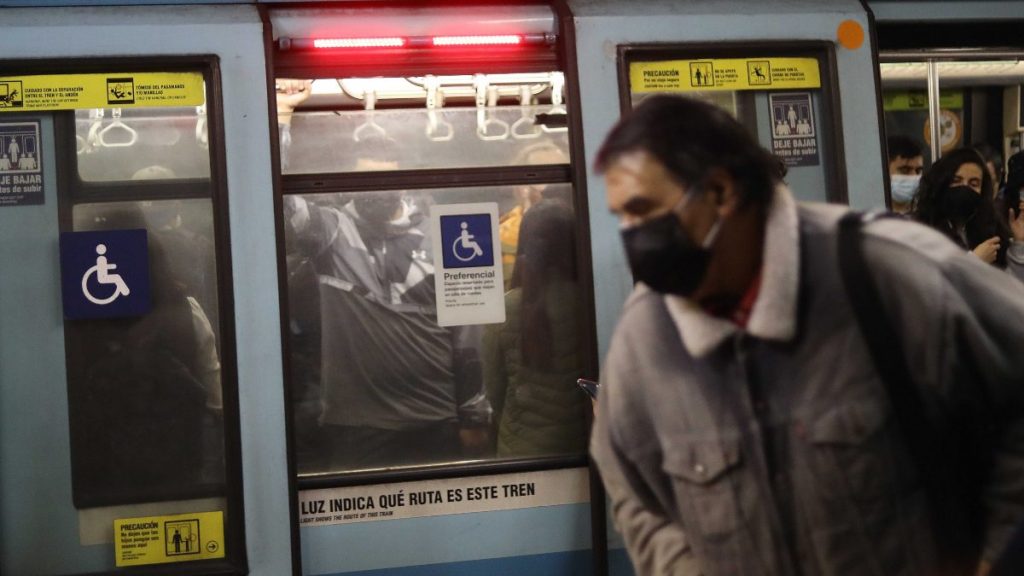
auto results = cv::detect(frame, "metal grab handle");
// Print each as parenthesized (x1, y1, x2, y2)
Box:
(79, 108, 104, 154)
(97, 109, 138, 148)
(511, 85, 541, 139)
(426, 109, 454, 142)
(511, 115, 542, 139)
(353, 117, 387, 142)
(476, 108, 509, 141)
(195, 104, 208, 150)
(353, 88, 387, 142)
(542, 72, 568, 133)
(475, 81, 509, 141)
(424, 76, 454, 142)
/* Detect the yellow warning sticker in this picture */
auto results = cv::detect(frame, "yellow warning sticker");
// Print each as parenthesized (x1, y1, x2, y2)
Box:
(0, 72, 204, 112)
(114, 510, 225, 567)
(630, 58, 821, 93)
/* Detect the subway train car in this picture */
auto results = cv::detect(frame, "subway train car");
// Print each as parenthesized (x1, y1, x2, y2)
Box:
(1, 1, 1023, 575)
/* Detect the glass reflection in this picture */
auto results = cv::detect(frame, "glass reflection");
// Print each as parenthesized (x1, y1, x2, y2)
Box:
(66, 200, 224, 506)
(285, 184, 586, 474)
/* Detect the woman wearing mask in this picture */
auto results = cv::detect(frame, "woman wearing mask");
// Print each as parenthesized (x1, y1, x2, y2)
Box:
(912, 147, 1024, 280)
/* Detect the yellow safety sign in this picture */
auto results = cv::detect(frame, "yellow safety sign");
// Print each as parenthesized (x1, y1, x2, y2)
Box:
(630, 57, 821, 93)
(0, 72, 204, 112)
(114, 510, 225, 567)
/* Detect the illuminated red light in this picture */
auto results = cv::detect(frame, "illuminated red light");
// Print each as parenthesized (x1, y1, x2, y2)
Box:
(431, 35, 522, 47)
(312, 37, 406, 49)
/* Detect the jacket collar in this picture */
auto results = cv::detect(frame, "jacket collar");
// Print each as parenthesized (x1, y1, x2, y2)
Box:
(661, 185, 800, 357)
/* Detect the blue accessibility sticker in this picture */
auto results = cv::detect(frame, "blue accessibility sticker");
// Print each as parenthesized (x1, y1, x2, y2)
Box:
(59, 229, 151, 320)
(440, 213, 494, 269)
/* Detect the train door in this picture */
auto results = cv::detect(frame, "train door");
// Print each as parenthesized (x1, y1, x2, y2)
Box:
(0, 6, 294, 575)
(872, 1, 1024, 213)
(267, 3, 601, 574)
(566, 1, 882, 573)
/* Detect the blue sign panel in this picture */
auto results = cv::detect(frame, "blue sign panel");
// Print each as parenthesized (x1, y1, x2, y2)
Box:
(440, 213, 494, 269)
(59, 229, 151, 320)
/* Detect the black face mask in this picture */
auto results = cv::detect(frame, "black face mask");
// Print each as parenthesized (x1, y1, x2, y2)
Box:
(941, 185, 982, 224)
(620, 200, 720, 297)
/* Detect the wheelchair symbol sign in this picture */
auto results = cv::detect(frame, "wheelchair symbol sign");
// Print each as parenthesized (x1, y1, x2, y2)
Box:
(440, 214, 494, 269)
(60, 229, 151, 320)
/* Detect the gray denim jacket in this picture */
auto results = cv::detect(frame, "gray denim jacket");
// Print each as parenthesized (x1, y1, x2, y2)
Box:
(591, 188, 1024, 576)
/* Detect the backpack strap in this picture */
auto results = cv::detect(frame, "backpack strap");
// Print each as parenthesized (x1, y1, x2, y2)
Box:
(837, 211, 983, 575)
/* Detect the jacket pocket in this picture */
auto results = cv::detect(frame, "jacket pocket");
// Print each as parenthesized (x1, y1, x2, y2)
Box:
(808, 399, 895, 503)
(662, 438, 743, 541)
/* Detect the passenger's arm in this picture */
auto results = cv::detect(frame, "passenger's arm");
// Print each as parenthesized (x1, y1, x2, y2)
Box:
(590, 394, 702, 576)
(275, 79, 311, 171)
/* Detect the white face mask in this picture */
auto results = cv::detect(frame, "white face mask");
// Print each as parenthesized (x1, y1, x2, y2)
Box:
(890, 174, 920, 204)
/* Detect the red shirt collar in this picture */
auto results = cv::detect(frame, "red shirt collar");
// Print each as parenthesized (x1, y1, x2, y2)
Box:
(700, 270, 763, 328)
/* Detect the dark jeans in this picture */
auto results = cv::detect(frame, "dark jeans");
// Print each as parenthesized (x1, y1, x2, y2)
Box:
(322, 421, 461, 470)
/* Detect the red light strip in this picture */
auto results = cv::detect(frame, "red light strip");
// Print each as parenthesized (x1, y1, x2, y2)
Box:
(312, 37, 406, 49)
(431, 35, 522, 46)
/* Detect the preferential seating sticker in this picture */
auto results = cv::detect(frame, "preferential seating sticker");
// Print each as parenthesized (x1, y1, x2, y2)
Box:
(430, 202, 506, 327)
(114, 511, 225, 567)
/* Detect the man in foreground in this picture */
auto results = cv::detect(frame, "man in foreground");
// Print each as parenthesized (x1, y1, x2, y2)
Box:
(590, 95, 1024, 576)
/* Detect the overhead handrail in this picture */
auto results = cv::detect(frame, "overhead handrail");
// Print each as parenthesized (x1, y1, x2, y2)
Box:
(424, 75, 454, 142)
(353, 88, 387, 142)
(475, 75, 509, 141)
(97, 108, 138, 148)
(511, 84, 542, 139)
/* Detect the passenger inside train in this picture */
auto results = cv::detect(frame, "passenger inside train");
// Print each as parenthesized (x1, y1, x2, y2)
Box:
(911, 146, 1024, 279)
(887, 134, 925, 212)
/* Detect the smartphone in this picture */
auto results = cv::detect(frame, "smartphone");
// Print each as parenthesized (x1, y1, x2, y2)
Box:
(577, 378, 600, 400)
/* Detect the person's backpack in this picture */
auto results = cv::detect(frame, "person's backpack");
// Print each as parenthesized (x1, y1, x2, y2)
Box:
(838, 212, 992, 576)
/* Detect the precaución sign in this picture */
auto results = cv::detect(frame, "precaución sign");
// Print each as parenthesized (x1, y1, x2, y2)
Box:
(114, 511, 225, 567)
(0, 72, 204, 112)
(630, 57, 821, 93)
(299, 468, 589, 527)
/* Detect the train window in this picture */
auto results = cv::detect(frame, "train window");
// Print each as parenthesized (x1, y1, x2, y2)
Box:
(619, 45, 846, 204)
(285, 184, 587, 475)
(279, 75, 570, 174)
(880, 57, 1024, 170)
(272, 4, 593, 480)
(1, 63, 247, 573)
(878, 56, 1024, 215)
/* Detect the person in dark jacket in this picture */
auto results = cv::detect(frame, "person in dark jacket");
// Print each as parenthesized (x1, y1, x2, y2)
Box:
(483, 199, 586, 457)
(590, 94, 1024, 576)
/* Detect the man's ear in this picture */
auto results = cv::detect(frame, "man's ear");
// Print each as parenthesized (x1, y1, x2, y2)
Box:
(705, 168, 740, 217)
